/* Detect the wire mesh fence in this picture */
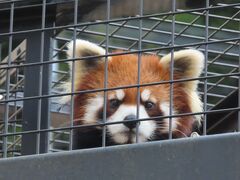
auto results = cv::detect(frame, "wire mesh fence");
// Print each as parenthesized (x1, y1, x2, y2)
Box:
(0, 0, 239, 158)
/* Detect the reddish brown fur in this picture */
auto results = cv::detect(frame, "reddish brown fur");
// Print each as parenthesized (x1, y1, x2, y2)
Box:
(74, 53, 194, 137)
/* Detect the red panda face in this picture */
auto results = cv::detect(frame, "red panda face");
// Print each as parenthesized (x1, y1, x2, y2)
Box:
(67, 40, 204, 148)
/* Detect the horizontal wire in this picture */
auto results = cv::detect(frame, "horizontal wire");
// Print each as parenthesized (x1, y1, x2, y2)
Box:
(0, 3, 239, 37)
(178, 9, 240, 22)
(0, 37, 239, 71)
(71, 24, 238, 48)
(0, 0, 74, 10)
(0, 72, 239, 104)
(0, 106, 239, 138)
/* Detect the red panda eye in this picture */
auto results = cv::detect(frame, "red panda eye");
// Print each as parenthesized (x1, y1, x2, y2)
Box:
(109, 99, 121, 109)
(144, 101, 155, 109)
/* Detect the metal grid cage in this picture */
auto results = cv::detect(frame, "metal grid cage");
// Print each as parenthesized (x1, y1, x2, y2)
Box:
(0, 0, 239, 158)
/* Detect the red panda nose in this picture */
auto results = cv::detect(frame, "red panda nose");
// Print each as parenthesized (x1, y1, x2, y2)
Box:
(123, 115, 138, 129)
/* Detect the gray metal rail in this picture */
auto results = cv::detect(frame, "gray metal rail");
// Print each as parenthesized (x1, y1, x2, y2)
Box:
(0, 132, 239, 180)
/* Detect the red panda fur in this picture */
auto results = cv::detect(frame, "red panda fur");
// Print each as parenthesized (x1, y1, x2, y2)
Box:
(75, 53, 193, 132)
(66, 40, 204, 149)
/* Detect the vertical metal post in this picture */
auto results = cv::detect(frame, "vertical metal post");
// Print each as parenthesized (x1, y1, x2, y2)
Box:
(0, 43, 1, 60)
(102, 0, 110, 147)
(3, 2, 14, 158)
(35, 0, 47, 155)
(136, 0, 143, 143)
(169, 0, 176, 139)
(203, 0, 209, 136)
(238, 39, 240, 132)
(22, 30, 52, 155)
(69, 0, 78, 150)
(40, 34, 52, 154)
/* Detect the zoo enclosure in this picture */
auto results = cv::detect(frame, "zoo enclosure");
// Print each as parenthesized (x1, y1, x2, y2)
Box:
(0, 0, 239, 159)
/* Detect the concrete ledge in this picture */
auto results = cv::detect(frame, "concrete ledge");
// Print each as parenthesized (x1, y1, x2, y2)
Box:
(0, 133, 240, 180)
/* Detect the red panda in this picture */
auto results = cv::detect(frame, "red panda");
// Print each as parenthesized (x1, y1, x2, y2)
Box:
(66, 40, 204, 149)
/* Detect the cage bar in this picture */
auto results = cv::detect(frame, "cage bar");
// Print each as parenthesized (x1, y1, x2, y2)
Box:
(136, 0, 143, 143)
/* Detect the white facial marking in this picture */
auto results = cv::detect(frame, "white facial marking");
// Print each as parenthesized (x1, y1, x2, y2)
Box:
(108, 90, 125, 101)
(141, 89, 157, 103)
(141, 89, 151, 102)
(149, 97, 157, 104)
(116, 89, 125, 101)
(112, 133, 128, 144)
(159, 102, 177, 132)
(107, 105, 156, 144)
(83, 95, 103, 123)
(108, 93, 115, 100)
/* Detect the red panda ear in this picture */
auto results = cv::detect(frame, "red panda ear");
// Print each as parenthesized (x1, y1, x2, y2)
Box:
(160, 49, 204, 91)
(60, 40, 110, 103)
(66, 39, 110, 91)
(67, 39, 107, 60)
(67, 39, 110, 71)
(160, 49, 204, 125)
